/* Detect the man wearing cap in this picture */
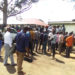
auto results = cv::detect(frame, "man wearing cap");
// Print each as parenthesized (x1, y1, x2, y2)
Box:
(4, 27, 15, 65)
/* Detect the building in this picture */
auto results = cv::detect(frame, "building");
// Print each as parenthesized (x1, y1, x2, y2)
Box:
(48, 21, 75, 33)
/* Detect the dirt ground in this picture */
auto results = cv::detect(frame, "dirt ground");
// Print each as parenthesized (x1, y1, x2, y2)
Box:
(0, 47, 75, 75)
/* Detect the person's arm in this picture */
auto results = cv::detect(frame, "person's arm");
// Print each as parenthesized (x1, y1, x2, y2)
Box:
(9, 33, 12, 47)
(66, 37, 68, 42)
(25, 37, 29, 56)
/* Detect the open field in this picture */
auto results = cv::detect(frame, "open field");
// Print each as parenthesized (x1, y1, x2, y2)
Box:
(0, 47, 75, 75)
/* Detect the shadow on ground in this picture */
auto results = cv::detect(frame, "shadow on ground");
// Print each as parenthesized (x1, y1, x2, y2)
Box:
(61, 54, 67, 58)
(55, 58, 65, 64)
(18, 72, 25, 75)
(46, 53, 51, 56)
(70, 56, 75, 59)
(0, 57, 3, 63)
(5, 65, 16, 74)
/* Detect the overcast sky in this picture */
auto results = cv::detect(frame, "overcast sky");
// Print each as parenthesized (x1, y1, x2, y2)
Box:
(0, 0, 75, 24)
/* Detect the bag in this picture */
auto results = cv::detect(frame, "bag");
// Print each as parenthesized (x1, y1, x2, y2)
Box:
(24, 56, 33, 62)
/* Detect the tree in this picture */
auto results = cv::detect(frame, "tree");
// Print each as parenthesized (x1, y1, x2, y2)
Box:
(0, 0, 39, 26)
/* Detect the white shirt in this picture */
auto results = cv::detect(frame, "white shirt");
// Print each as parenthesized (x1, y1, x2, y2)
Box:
(59, 34, 64, 43)
(48, 32, 53, 40)
(56, 28, 59, 33)
(4, 31, 12, 47)
(48, 26, 52, 32)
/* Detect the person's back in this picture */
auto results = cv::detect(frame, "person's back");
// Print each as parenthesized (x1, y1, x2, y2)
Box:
(16, 32, 25, 52)
(66, 35, 73, 47)
(51, 34, 57, 44)
(35, 30, 40, 40)
(59, 34, 64, 44)
(16, 31, 29, 52)
(56, 33, 59, 43)
(0, 32, 2, 57)
(40, 32, 44, 42)
(48, 32, 53, 41)
(43, 32, 48, 42)
(30, 30, 35, 40)
(59, 27, 62, 32)
(42, 32, 48, 54)
(4, 31, 12, 47)
(56, 28, 59, 33)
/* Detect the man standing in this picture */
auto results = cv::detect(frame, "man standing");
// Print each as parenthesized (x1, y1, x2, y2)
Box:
(16, 27, 29, 74)
(51, 31, 57, 59)
(34, 28, 40, 52)
(29, 28, 35, 55)
(66, 32, 73, 58)
(42, 31, 48, 54)
(0, 30, 3, 58)
(4, 27, 15, 65)
(58, 32, 64, 54)
(48, 31, 53, 52)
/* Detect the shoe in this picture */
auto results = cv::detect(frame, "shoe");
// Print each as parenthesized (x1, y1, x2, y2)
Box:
(18, 71, 26, 75)
(4, 63, 10, 66)
(0, 56, 2, 58)
(52, 57, 55, 60)
(11, 64, 17, 66)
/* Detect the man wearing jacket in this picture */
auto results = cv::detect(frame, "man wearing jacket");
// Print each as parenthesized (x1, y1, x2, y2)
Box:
(16, 27, 29, 74)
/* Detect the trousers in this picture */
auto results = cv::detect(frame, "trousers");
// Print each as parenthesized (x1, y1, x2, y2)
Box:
(66, 47, 72, 58)
(4, 44, 15, 65)
(16, 51, 25, 72)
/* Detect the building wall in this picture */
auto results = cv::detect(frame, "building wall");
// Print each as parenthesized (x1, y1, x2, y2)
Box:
(48, 21, 75, 33)
(65, 25, 75, 33)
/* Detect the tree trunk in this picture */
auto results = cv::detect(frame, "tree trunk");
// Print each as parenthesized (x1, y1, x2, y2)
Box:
(3, 0, 7, 26)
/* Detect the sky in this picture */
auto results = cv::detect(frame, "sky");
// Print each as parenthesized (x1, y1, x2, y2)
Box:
(0, 0, 75, 24)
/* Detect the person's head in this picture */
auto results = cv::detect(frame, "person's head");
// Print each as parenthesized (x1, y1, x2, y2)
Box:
(69, 32, 73, 36)
(65, 32, 68, 35)
(36, 28, 38, 31)
(23, 27, 28, 33)
(62, 24, 64, 27)
(60, 32, 63, 34)
(7, 27, 11, 32)
(57, 32, 59, 34)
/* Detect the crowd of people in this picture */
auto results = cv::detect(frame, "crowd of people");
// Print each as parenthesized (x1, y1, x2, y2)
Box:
(0, 24, 75, 74)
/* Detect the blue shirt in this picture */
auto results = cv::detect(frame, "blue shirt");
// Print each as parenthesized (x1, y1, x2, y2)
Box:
(26, 31, 30, 37)
(0, 40, 2, 46)
(16, 32, 29, 52)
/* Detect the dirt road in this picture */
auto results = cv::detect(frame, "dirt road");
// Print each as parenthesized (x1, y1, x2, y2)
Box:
(0, 47, 75, 75)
